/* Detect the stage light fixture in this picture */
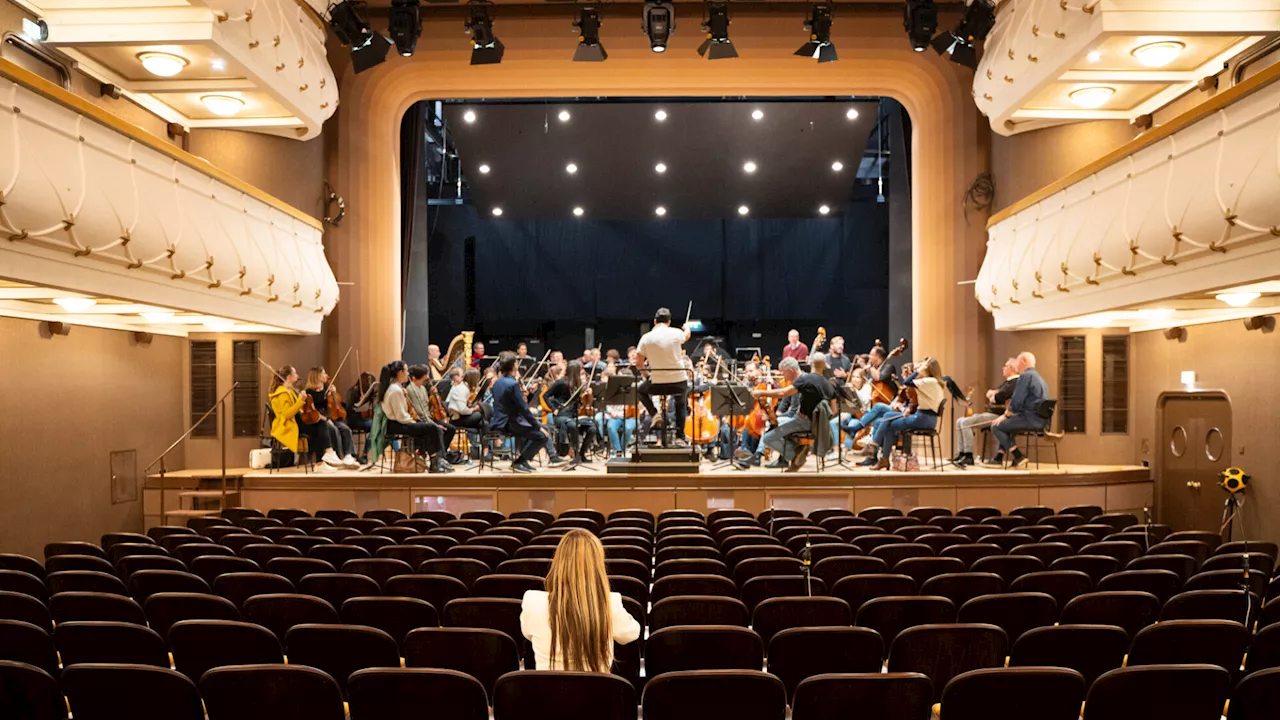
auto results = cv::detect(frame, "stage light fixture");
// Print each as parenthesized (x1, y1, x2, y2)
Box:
(903, 0, 938, 53)
(654, 109, 668, 121)
(466, 1, 504, 66)
(698, 2, 738, 60)
(819, 205, 831, 215)
(930, 0, 994, 69)
(558, 110, 571, 122)
(655, 205, 667, 216)
(743, 161, 757, 173)
(751, 109, 764, 120)
(478, 163, 491, 174)
(573, 206, 585, 217)
(463, 110, 477, 123)
(655, 162, 668, 173)
(388, 0, 422, 57)
(643, 1, 676, 53)
(831, 160, 844, 172)
(492, 207, 504, 217)
(737, 205, 749, 216)
(846, 108, 858, 120)
(795, 3, 836, 63)
(573, 4, 607, 62)
(328, 1, 391, 73)
(566, 162, 578, 174)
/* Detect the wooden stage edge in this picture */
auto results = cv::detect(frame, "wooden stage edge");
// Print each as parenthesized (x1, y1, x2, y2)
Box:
(147, 462, 1154, 521)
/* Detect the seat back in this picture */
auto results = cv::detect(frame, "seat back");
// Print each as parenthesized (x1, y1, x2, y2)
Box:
(284, 624, 401, 696)
(644, 625, 764, 677)
(403, 627, 518, 697)
(62, 664, 204, 720)
(940, 667, 1085, 720)
(641, 670, 785, 720)
(766, 626, 882, 701)
(1082, 665, 1231, 720)
(1227, 667, 1280, 720)
(650, 596, 749, 631)
(887, 623, 1007, 702)
(0, 620, 58, 676)
(54, 621, 169, 667)
(493, 671, 636, 720)
(0, 659, 64, 720)
(348, 668, 488, 720)
(1127, 619, 1250, 675)
(957, 592, 1058, 645)
(340, 596, 439, 647)
(792, 672, 933, 720)
(200, 664, 346, 720)
(856, 596, 956, 645)
(240, 593, 337, 640)
(1061, 591, 1160, 638)
(169, 619, 283, 683)
(751, 597, 851, 647)
(1009, 624, 1128, 687)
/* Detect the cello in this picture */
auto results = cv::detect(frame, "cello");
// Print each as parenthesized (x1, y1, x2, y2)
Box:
(743, 355, 775, 439)
(869, 338, 909, 406)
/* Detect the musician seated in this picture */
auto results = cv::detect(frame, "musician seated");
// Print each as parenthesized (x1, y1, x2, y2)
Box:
(598, 404, 638, 457)
(782, 329, 809, 362)
(989, 352, 1049, 468)
(345, 371, 378, 462)
(305, 367, 360, 468)
(545, 360, 599, 468)
(826, 336, 853, 385)
(841, 364, 912, 458)
(635, 307, 693, 448)
(826, 367, 868, 460)
(427, 344, 444, 381)
(953, 357, 1019, 466)
(870, 357, 946, 471)
(737, 357, 835, 472)
(491, 351, 568, 473)
(269, 365, 337, 472)
(407, 364, 458, 451)
(380, 361, 453, 474)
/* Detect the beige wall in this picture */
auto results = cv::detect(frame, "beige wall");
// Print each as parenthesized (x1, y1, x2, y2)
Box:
(990, 120, 1140, 212)
(187, 129, 328, 220)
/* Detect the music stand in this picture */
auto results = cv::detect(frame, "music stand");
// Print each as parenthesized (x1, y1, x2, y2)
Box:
(940, 376, 969, 471)
(709, 384, 753, 471)
(602, 375, 640, 458)
(828, 386, 860, 470)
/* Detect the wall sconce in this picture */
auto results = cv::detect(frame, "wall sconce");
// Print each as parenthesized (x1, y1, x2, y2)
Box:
(40, 321, 70, 337)
(1162, 326, 1186, 342)
(1243, 315, 1275, 333)
(1180, 370, 1196, 387)
(132, 331, 155, 346)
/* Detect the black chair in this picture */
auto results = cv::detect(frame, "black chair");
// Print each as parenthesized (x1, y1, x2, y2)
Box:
(650, 596, 749, 631)
(493, 671, 636, 720)
(366, 509, 410, 524)
(1149, 540, 1212, 566)
(0, 620, 58, 676)
(1003, 399, 1058, 468)
(0, 591, 51, 632)
(792, 672, 933, 720)
(1009, 570, 1092, 609)
(1097, 569, 1182, 604)
(812, 556, 889, 589)
(1201, 552, 1275, 578)
(404, 627, 518, 698)
(831, 574, 917, 617)
(473, 574, 545, 600)
(1187, 568, 1269, 597)
(642, 670, 785, 720)
(857, 596, 955, 645)
(443, 598, 523, 647)
(385, 574, 470, 610)
(62, 664, 204, 720)
(201, 664, 346, 720)
(0, 659, 64, 720)
(752, 597, 851, 647)
(189, 555, 262, 585)
(645, 625, 763, 677)
(47, 571, 128, 597)
(169, 619, 283, 682)
(1061, 591, 1160, 638)
(1082, 540, 1143, 566)
(1162, 589, 1258, 624)
(858, 507, 903, 523)
(45, 555, 115, 576)
(285, 624, 401, 696)
(1010, 623, 1128, 687)
(348, 668, 489, 720)
(265, 557, 336, 587)
(1229, 667, 1280, 720)
(341, 596, 439, 647)
(890, 558, 964, 587)
(887, 623, 1007, 703)
(660, 558, 730, 581)
(212, 572, 295, 609)
(651, 574, 736, 603)
(1009, 506, 1054, 524)
(172, 544, 234, 566)
(766, 626, 883, 701)
(55, 620, 169, 667)
(0, 555, 47, 580)
(919, 572, 1005, 609)
(940, 667, 1086, 720)
(740, 576, 826, 614)
(143, 592, 239, 638)
(870, 543, 932, 569)
(1082, 665, 1231, 720)
(421, 559, 491, 589)
(957, 592, 1057, 645)
(129, 569, 210, 603)
(1215, 540, 1279, 561)
(241, 593, 338, 640)
(298, 573, 381, 608)
(1128, 619, 1250, 678)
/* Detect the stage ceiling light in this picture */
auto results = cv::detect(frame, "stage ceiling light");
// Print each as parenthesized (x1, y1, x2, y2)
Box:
(388, 0, 422, 57)
(903, 0, 938, 53)
(574, 5, 607, 62)
(478, 163, 490, 174)
(1069, 86, 1115, 109)
(698, 2, 738, 60)
(137, 52, 188, 77)
(53, 297, 96, 312)
(643, 1, 676, 53)
(328, 1, 391, 73)
(573, 206, 585, 217)
(737, 205, 749, 215)
(466, 1, 504, 65)
(655, 109, 668, 121)
(201, 94, 245, 117)
(846, 108, 858, 120)
(463, 109, 477, 123)
(795, 3, 836, 63)
(655, 205, 667, 216)
(751, 109, 764, 120)
(819, 205, 831, 215)
(831, 160, 844, 172)
(491, 207, 504, 216)
(930, 0, 994, 69)
(1131, 40, 1184, 68)
(655, 162, 668, 173)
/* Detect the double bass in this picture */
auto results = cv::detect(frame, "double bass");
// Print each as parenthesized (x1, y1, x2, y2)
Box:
(869, 338, 909, 406)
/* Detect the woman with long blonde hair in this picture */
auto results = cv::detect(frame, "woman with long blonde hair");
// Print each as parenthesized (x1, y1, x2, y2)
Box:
(520, 529, 640, 672)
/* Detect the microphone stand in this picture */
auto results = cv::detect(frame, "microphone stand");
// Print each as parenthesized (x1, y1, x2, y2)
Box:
(801, 529, 813, 596)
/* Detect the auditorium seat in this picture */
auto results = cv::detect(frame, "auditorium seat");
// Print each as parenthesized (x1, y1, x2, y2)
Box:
(804, 543, 863, 566)
(722, 544, 788, 569)
(792, 672, 932, 720)
(285, 624, 401, 696)
(265, 557, 336, 587)
(807, 508, 854, 524)
(1187, 568, 1269, 597)
(298, 573, 381, 608)
(920, 572, 1005, 608)
(856, 596, 955, 645)
(172, 544, 235, 566)
(1082, 665, 1230, 720)
(62, 664, 204, 720)
(952, 525, 1001, 543)
(385, 574, 469, 610)
(1058, 506, 1102, 522)
(1215, 541, 1279, 561)
(54, 621, 169, 667)
(0, 591, 51, 632)
(650, 595, 749, 630)
(343, 518, 388, 535)
(340, 596, 438, 647)
(852, 534, 909, 554)
(0, 659, 64, 720)
(940, 543, 1003, 568)
(130, 569, 210, 603)
(1082, 540, 1143, 566)
(914, 533, 969, 555)
(969, 554, 1044, 584)
(870, 543, 931, 568)
(857, 507, 902, 523)
(472, 574, 544, 600)
(1148, 540, 1212, 565)
(603, 558, 651, 585)
(1128, 619, 1249, 679)
(1229, 668, 1280, 720)
(887, 623, 1007, 702)
(222, 508, 266, 523)
(609, 544, 656, 565)
(348, 535, 399, 556)
(348, 667, 489, 720)
(1009, 542, 1073, 567)
(0, 620, 58, 677)
(1040, 515, 1087, 533)
(341, 558, 415, 590)
(609, 575, 649, 608)
(212, 572, 295, 609)
(144, 592, 240, 638)
(443, 597, 523, 647)
(895, 525, 944, 542)
(267, 509, 311, 524)
(240, 593, 337, 640)
(280, 536, 333, 554)
(642, 670, 785, 720)
(733, 557, 802, 586)
(956, 507, 1001, 522)
(1161, 589, 1257, 624)
(189, 555, 262, 585)
(115, 554, 186, 579)
(752, 596, 851, 647)
(107, 543, 170, 565)
(309, 543, 372, 567)
(1201, 551, 1275, 578)
(0, 555, 47, 580)
(205, 526, 253, 543)
(44, 554, 116, 576)
(645, 625, 764, 677)
(1009, 624, 1128, 687)
(416, 510, 460, 525)
(1018, 525, 1062, 542)
(47, 570, 128, 597)
(766, 626, 882, 699)
(740, 576, 825, 614)
(169, 619, 283, 682)
(1096, 569, 1182, 604)
(940, 667, 1085, 720)
(45, 542, 108, 561)
(1009, 506, 1054, 524)
(466, 534, 522, 556)
(1061, 591, 1160, 637)
(957, 592, 1057, 644)
(831, 574, 917, 617)
(1049, 555, 1121, 585)
(494, 670, 635, 720)
(395, 518, 442, 535)
(404, 627, 519, 697)
(201, 664, 345, 720)
(657, 558, 730, 580)
(215, 534, 269, 554)
(651, 574, 735, 603)
(421, 558, 490, 589)
(314, 527, 360, 543)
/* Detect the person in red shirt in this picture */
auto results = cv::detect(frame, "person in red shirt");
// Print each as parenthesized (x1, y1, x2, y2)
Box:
(781, 329, 809, 362)
(470, 341, 486, 369)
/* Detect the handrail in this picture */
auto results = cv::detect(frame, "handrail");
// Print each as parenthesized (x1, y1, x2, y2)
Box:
(146, 383, 239, 473)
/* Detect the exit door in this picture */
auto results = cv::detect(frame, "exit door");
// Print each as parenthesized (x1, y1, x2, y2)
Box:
(1159, 394, 1232, 533)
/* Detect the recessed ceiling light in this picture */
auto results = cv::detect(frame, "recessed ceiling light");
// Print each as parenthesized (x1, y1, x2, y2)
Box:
(137, 51, 188, 77)
(819, 205, 831, 215)
(141, 311, 175, 323)
(1086, 50, 1102, 63)
(566, 162, 578, 174)
(202, 317, 235, 332)
(201, 94, 245, 117)
(743, 161, 757, 173)
(478, 164, 491, 174)
(1216, 292, 1260, 307)
(751, 109, 764, 121)
(654, 109, 668, 121)
(737, 205, 749, 216)
(211, 57, 227, 72)
(655, 206, 667, 217)
(1131, 41, 1185, 68)
(463, 110, 477, 123)
(1069, 86, 1115, 109)
(845, 108, 858, 120)
(831, 161, 844, 172)
(53, 297, 96, 312)
(655, 162, 668, 174)
(558, 109, 571, 122)
(573, 206, 584, 217)
(492, 207, 503, 217)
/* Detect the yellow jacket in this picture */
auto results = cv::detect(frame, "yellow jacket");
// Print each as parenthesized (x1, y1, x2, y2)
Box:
(269, 385, 308, 453)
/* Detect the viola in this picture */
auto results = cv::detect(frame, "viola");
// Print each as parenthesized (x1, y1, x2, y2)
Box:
(428, 381, 448, 422)
(300, 392, 322, 424)
(326, 385, 346, 421)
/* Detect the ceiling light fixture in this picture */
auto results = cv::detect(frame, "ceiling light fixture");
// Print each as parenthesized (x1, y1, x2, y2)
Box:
(831, 161, 844, 172)
(1069, 86, 1116, 109)
(478, 163, 491, 174)
(573, 4, 607, 62)
(654, 109, 668, 121)
(388, 0, 422, 57)
(737, 205, 750, 216)
(463, 109, 477, 124)
(1086, 50, 1102, 63)
(819, 205, 831, 215)
(558, 110, 571, 122)
(795, 3, 837, 63)
(328, 0, 391, 73)
(743, 161, 757, 173)
(845, 108, 858, 120)
(655, 205, 667, 216)
(566, 162, 578, 174)
(492, 207, 504, 216)
(53, 297, 96, 312)
(930, 0, 994, 69)
(466, 1, 504, 65)
(698, 2, 738, 60)
(655, 162, 668, 173)
(903, 0, 938, 53)
(202, 317, 235, 332)
(141, 311, 175, 323)
(1216, 292, 1260, 307)
(137, 52, 189, 78)
(643, 1, 676, 53)
(573, 207, 585, 217)
(200, 94, 245, 117)
(210, 58, 227, 72)
(1131, 40, 1185, 68)
(751, 109, 764, 121)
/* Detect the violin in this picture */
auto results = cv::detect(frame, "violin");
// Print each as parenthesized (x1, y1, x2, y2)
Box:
(427, 380, 448, 422)
(577, 348, 603, 418)
(326, 385, 346, 421)
(870, 338, 909, 406)
(300, 392, 322, 424)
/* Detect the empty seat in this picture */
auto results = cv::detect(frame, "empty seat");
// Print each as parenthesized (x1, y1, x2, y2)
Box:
(851, 534, 910, 554)
(940, 667, 1085, 720)
(404, 626, 518, 697)
(0, 620, 58, 676)
(1096, 569, 1182, 604)
(241, 593, 338, 640)
(348, 667, 488, 720)
(285, 624, 401, 695)
(0, 591, 51, 632)
(651, 574, 736, 603)
(1228, 667, 1280, 720)
(280, 536, 334, 554)
(341, 596, 439, 646)
(1201, 552, 1275, 578)
(740, 576, 826, 614)
(309, 543, 372, 567)
(494, 670, 636, 720)
(495, 559, 552, 578)
(1009, 542, 1074, 567)
(1187, 568, 1268, 597)
(298, 573, 381, 607)
(448, 546, 509, 569)
(870, 543, 932, 568)
(970, 555, 1044, 585)
(219, 534, 272, 554)
(766, 626, 882, 700)
(143, 592, 239, 638)
(201, 664, 345, 720)
(1148, 540, 1211, 565)
(212, 572, 295, 609)
(1010, 624, 1128, 687)
(792, 672, 933, 720)
(941, 543, 1003, 568)
(45, 555, 115, 576)
(169, 619, 284, 682)
(265, 557, 335, 587)
(47, 571, 128, 597)
(189, 555, 262, 585)
(977, 533, 1034, 553)
(384, 574, 470, 610)
(1009, 570, 1092, 609)
(1049, 555, 1122, 586)
(1127, 619, 1250, 677)
(752, 596, 851, 647)
(1215, 540, 1279, 561)
(645, 625, 764, 677)
(341, 558, 415, 589)
(0, 659, 64, 720)
(887, 623, 1007, 702)
(172, 544, 235, 565)
(1009, 506, 1054, 524)
(857, 507, 903, 523)
(55, 621, 169, 667)
(812, 556, 888, 588)
(857, 596, 955, 645)
(1081, 541, 1143, 565)
(0, 555, 47, 580)
(62, 664, 204, 720)
(1061, 591, 1160, 638)
(957, 592, 1057, 644)
(115, 555, 186, 580)
(443, 597, 523, 646)
(44, 542, 108, 561)
(421, 559, 490, 589)
(365, 509, 409, 524)
(129, 569, 210, 602)
(0, 571, 47, 602)
(642, 670, 785, 720)
(1082, 664, 1231, 720)
(892, 557, 967, 586)
(915, 533, 970, 555)
(831, 574, 917, 617)
(650, 596, 748, 630)
(107, 543, 170, 565)
(920, 572, 1005, 608)
(1162, 589, 1257, 623)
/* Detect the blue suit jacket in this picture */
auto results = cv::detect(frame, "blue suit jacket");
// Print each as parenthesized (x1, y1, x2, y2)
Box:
(490, 375, 539, 433)
(1009, 367, 1049, 425)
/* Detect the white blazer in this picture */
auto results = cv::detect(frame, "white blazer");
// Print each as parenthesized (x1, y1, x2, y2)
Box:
(520, 589, 642, 671)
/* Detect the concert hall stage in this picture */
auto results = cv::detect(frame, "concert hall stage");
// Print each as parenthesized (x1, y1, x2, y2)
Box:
(146, 461, 1153, 527)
